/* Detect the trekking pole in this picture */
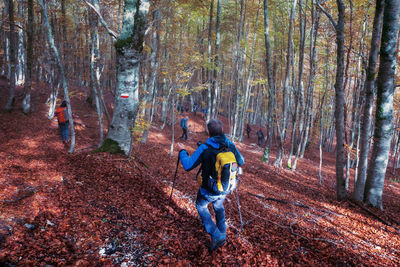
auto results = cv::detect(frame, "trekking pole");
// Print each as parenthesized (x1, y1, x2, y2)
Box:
(169, 156, 181, 202)
(235, 188, 244, 233)
(166, 156, 180, 219)
(236, 167, 244, 233)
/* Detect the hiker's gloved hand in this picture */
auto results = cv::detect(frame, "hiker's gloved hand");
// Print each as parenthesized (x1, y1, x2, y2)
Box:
(178, 149, 187, 159)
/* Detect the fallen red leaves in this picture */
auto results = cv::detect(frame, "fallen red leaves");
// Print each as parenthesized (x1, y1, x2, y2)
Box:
(0, 78, 399, 266)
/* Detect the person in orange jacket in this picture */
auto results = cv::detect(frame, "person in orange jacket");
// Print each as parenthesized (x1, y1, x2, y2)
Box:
(55, 101, 69, 144)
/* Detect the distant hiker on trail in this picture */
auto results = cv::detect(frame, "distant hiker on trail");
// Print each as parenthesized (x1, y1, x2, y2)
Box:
(202, 107, 208, 120)
(257, 128, 264, 146)
(55, 100, 69, 144)
(193, 103, 198, 116)
(246, 123, 251, 139)
(180, 116, 189, 140)
(177, 104, 184, 114)
(178, 119, 244, 252)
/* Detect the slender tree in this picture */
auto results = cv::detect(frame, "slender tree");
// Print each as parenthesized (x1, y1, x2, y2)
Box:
(262, 0, 275, 163)
(89, 0, 104, 148)
(22, 0, 34, 114)
(317, 0, 347, 200)
(274, 0, 297, 167)
(38, 0, 76, 153)
(5, 0, 16, 111)
(212, 0, 221, 119)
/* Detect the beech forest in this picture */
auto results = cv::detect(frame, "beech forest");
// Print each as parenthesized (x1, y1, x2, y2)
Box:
(0, 0, 399, 265)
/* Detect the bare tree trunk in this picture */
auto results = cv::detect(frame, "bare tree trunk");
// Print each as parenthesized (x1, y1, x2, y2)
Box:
(288, 0, 306, 168)
(212, 0, 221, 119)
(5, 0, 16, 111)
(239, 1, 260, 141)
(89, 0, 104, 148)
(353, 0, 384, 202)
(206, 0, 214, 121)
(232, 0, 245, 139)
(317, 0, 347, 200)
(169, 85, 176, 156)
(16, 0, 24, 86)
(274, 0, 297, 167)
(104, 0, 150, 155)
(141, 6, 160, 144)
(22, 0, 34, 114)
(39, 0, 76, 153)
(333, 0, 347, 200)
(262, 0, 275, 163)
(364, 0, 400, 209)
(161, 9, 171, 126)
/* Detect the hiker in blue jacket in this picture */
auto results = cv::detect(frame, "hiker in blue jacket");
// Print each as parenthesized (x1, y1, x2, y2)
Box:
(179, 119, 244, 252)
(180, 116, 189, 140)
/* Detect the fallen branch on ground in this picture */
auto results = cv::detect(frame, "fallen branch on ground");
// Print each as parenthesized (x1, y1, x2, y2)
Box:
(0, 187, 36, 204)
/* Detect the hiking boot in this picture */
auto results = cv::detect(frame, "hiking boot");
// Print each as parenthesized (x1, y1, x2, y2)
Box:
(209, 236, 226, 252)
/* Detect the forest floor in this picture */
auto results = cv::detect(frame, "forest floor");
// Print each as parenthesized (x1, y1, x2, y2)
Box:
(0, 78, 400, 266)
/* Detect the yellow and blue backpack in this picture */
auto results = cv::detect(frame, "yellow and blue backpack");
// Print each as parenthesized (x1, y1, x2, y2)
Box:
(199, 144, 239, 194)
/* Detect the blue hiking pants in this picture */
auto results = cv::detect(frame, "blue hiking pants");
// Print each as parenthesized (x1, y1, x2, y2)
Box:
(196, 189, 226, 240)
(59, 121, 69, 142)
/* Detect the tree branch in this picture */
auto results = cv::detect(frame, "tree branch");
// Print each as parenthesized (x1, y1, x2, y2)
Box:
(82, 0, 118, 39)
(316, 0, 337, 29)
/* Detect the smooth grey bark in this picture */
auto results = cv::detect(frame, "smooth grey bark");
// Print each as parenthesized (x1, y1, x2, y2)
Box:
(141, 6, 160, 144)
(106, 0, 149, 155)
(319, 41, 330, 184)
(353, 8, 370, 185)
(346, 69, 360, 189)
(262, 0, 275, 163)
(5, 0, 16, 111)
(319, 84, 327, 185)
(149, 7, 160, 124)
(299, 3, 320, 160)
(22, 0, 34, 114)
(47, 79, 60, 119)
(354, 0, 384, 202)
(317, 0, 347, 200)
(169, 85, 176, 156)
(274, 0, 298, 167)
(232, 0, 245, 139)
(239, 0, 260, 141)
(16, 0, 24, 86)
(161, 9, 170, 126)
(38, 0, 75, 153)
(364, 0, 400, 209)
(288, 0, 306, 168)
(89, 0, 104, 148)
(212, 0, 221, 119)
(61, 0, 68, 73)
(206, 0, 214, 121)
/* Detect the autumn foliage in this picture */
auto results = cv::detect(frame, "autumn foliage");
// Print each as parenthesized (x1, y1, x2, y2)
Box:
(0, 79, 399, 265)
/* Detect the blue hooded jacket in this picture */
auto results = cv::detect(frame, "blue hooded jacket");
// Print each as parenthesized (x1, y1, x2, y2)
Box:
(180, 118, 188, 129)
(179, 134, 244, 196)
